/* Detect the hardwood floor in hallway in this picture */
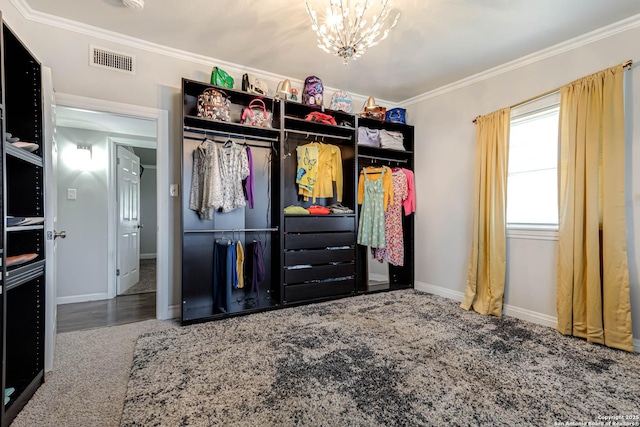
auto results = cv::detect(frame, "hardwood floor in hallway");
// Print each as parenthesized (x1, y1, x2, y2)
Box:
(57, 293, 156, 333)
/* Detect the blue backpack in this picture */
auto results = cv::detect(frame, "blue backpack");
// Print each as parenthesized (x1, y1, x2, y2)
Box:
(302, 76, 324, 107)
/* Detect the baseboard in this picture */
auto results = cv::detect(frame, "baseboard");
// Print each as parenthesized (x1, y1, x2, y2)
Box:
(503, 304, 557, 329)
(168, 304, 181, 321)
(140, 253, 157, 260)
(57, 292, 109, 305)
(415, 281, 464, 302)
(369, 273, 389, 282)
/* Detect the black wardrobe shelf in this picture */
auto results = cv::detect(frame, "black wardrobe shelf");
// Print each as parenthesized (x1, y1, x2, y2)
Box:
(4, 142, 42, 167)
(3, 372, 44, 423)
(182, 300, 282, 326)
(358, 117, 415, 132)
(283, 116, 355, 140)
(184, 115, 280, 139)
(284, 213, 355, 217)
(5, 260, 45, 291)
(7, 225, 44, 232)
(357, 146, 414, 155)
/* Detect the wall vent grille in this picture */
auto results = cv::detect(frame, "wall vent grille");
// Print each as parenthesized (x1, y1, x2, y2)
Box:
(89, 45, 135, 74)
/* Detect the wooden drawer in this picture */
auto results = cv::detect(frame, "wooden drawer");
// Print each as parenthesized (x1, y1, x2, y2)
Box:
(285, 215, 355, 233)
(284, 232, 355, 250)
(284, 248, 354, 266)
(284, 263, 354, 284)
(284, 279, 355, 303)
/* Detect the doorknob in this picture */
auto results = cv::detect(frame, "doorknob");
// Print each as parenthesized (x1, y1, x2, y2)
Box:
(54, 230, 67, 239)
(137, 224, 143, 229)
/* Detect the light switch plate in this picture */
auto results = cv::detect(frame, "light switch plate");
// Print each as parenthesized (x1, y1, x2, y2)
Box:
(170, 184, 179, 197)
(67, 188, 77, 200)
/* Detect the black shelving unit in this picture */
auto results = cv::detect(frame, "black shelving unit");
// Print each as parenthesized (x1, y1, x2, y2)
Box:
(180, 77, 415, 324)
(1, 18, 46, 427)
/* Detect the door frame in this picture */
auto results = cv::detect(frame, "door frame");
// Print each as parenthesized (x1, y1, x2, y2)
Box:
(54, 93, 171, 320)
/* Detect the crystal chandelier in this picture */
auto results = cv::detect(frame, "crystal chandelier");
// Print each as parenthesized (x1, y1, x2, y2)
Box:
(304, 0, 400, 64)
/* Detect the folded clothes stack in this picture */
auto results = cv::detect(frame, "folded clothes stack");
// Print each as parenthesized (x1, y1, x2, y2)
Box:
(327, 203, 354, 214)
(284, 205, 309, 215)
(6, 253, 38, 267)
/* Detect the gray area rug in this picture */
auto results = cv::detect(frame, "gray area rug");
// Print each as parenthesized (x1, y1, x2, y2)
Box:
(122, 259, 156, 295)
(121, 290, 640, 427)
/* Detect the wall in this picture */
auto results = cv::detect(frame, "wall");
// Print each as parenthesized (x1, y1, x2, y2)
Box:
(55, 127, 109, 303)
(407, 25, 640, 344)
(140, 166, 157, 257)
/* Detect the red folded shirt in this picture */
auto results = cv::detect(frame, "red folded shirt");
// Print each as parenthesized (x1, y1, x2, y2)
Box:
(306, 205, 331, 215)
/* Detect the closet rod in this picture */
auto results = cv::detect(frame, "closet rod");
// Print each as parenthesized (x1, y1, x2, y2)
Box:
(184, 126, 279, 143)
(359, 154, 408, 163)
(183, 135, 272, 149)
(184, 227, 279, 234)
(285, 129, 352, 141)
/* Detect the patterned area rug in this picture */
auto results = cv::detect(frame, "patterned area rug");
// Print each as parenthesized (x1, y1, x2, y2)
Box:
(120, 290, 640, 427)
(121, 259, 156, 295)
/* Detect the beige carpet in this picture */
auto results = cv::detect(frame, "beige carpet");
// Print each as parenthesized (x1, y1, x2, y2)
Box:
(11, 319, 175, 427)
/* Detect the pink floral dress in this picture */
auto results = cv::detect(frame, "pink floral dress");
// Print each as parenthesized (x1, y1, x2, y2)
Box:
(373, 169, 408, 266)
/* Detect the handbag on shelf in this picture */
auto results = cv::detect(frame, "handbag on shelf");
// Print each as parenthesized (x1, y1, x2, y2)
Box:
(211, 67, 234, 88)
(242, 73, 269, 96)
(385, 108, 407, 124)
(361, 106, 386, 120)
(240, 99, 273, 128)
(197, 88, 231, 122)
(304, 111, 336, 125)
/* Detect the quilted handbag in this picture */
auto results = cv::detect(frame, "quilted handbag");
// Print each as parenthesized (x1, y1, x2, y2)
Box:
(385, 108, 407, 124)
(242, 74, 269, 96)
(197, 88, 231, 122)
(240, 99, 273, 128)
(211, 67, 234, 88)
(304, 111, 336, 125)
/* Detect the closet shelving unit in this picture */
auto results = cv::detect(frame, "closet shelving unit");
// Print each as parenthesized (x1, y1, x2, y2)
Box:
(181, 79, 282, 325)
(355, 117, 415, 292)
(180, 77, 415, 324)
(279, 101, 358, 304)
(1, 19, 46, 427)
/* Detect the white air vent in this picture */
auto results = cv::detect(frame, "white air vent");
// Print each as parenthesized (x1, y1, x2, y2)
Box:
(89, 45, 135, 74)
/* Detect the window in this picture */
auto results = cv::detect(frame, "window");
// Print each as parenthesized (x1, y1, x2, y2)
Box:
(507, 92, 560, 228)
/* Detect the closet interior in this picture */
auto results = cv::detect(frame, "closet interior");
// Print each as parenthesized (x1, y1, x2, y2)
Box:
(181, 78, 415, 325)
(1, 18, 46, 427)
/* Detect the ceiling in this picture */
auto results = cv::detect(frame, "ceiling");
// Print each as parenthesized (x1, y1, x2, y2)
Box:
(24, 0, 640, 102)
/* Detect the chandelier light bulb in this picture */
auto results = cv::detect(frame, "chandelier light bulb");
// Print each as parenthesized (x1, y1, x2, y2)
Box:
(304, 0, 400, 64)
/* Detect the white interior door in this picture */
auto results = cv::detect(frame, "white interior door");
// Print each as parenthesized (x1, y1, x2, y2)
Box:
(117, 145, 141, 295)
(43, 67, 58, 372)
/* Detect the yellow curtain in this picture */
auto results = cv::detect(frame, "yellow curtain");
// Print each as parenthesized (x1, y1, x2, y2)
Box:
(461, 108, 510, 317)
(557, 64, 633, 352)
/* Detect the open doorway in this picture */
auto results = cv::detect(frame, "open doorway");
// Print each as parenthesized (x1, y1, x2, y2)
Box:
(51, 96, 170, 331)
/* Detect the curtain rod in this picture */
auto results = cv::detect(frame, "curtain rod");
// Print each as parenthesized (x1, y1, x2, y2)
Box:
(472, 59, 633, 124)
(285, 129, 352, 141)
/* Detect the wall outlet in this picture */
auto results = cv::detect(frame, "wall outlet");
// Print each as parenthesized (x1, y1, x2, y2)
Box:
(170, 184, 179, 197)
(67, 188, 77, 200)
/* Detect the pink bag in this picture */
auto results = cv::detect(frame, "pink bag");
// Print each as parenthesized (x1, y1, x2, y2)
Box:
(240, 99, 273, 128)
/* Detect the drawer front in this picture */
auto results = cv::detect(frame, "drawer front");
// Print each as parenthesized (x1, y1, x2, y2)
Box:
(284, 279, 355, 303)
(285, 216, 355, 233)
(284, 248, 354, 266)
(284, 263, 355, 284)
(285, 232, 355, 250)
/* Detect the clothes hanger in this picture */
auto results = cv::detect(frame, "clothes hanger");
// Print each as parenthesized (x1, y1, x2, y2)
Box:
(223, 139, 233, 148)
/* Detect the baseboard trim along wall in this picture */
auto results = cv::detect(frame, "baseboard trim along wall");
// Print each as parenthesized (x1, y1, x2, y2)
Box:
(56, 292, 108, 305)
(140, 253, 157, 260)
(414, 281, 639, 352)
(168, 304, 180, 320)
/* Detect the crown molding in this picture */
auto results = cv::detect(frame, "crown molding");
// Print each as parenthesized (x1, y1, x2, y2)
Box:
(9, 0, 392, 107)
(399, 12, 640, 107)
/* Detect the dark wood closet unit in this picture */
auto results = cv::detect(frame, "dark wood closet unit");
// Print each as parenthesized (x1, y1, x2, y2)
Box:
(1, 18, 46, 427)
(180, 78, 415, 325)
(181, 79, 282, 325)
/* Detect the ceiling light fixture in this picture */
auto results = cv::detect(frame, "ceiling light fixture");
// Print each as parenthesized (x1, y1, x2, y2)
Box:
(122, 0, 144, 11)
(304, 0, 400, 65)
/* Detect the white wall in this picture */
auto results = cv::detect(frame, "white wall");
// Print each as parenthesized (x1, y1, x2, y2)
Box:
(140, 167, 157, 257)
(408, 25, 640, 342)
(55, 127, 109, 303)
